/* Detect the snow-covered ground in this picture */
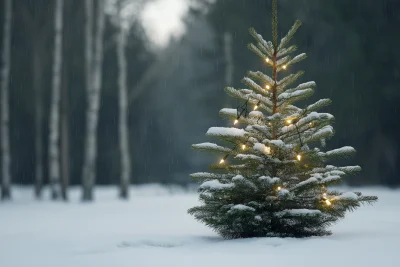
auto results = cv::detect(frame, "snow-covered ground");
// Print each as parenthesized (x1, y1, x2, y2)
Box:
(0, 186, 399, 267)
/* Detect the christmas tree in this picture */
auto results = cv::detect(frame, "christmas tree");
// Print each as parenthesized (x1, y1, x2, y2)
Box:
(188, 0, 377, 238)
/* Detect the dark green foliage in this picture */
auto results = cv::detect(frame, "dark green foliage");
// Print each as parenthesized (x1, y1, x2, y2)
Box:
(189, 11, 377, 238)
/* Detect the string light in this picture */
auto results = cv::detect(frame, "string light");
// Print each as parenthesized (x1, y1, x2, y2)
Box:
(234, 119, 239, 125)
(242, 144, 246, 150)
(277, 186, 282, 191)
(266, 85, 270, 90)
(265, 58, 270, 63)
(253, 101, 261, 110)
(325, 199, 332, 206)
(283, 65, 287, 70)
(309, 122, 313, 127)
(286, 119, 292, 124)
(264, 146, 271, 154)
(296, 154, 302, 161)
(220, 155, 228, 164)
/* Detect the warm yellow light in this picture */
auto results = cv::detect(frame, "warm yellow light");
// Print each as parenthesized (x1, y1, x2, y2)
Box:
(266, 58, 270, 63)
(283, 65, 287, 69)
(325, 199, 332, 206)
(220, 159, 225, 164)
(309, 122, 313, 127)
(266, 85, 270, 90)
(323, 193, 327, 198)
(296, 154, 302, 161)
(268, 122, 272, 126)
(253, 105, 258, 110)
(277, 186, 281, 191)
(234, 119, 239, 125)
(264, 146, 271, 154)
(242, 144, 246, 150)
(286, 119, 292, 124)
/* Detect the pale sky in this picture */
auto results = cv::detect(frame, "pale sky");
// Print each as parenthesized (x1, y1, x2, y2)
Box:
(141, 0, 189, 46)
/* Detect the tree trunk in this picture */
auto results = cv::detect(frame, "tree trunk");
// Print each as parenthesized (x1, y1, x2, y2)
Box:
(60, 55, 69, 201)
(82, 0, 105, 201)
(116, 6, 131, 199)
(49, 0, 64, 200)
(1, 0, 12, 200)
(33, 45, 44, 199)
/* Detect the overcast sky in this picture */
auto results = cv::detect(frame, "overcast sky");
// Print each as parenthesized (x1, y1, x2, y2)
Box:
(141, 0, 189, 46)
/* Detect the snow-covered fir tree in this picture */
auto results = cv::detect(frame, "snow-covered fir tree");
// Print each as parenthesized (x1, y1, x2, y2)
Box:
(189, 1, 377, 238)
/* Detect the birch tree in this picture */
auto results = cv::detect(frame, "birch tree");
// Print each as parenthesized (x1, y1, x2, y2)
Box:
(1, 0, 12, 200)
(49, 0, 64, 200)
(116, 1, 131, 199)
(82, 0, 105, 201)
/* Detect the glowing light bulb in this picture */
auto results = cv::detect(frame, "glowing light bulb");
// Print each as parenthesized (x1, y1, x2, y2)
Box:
(234, 119, 239, 125)
(266, 85, 270, 90)
(242, 144, 246, 150)
(309, 122, 313, 127)
(283, 65, 287, 70)
(325, 199, 332, 206)
(286, 119, 292, 124)
(277, 186, 281, 191)
(254, 105, 258, 110)
(220, 158, 225, 164)
(296, 154, 302, 161)
(265, 146, 271, 154)
(266, 58, 270, 63)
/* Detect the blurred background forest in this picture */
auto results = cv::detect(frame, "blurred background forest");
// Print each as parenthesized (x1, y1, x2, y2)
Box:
(0, 0, 399, 201)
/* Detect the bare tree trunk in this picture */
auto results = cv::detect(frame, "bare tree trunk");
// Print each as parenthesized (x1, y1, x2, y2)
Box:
(33, 43, 45, 199)
(82, 0, 105, 201)
(1, 0, 12, 200)
(60, 58, 69, 201)
(116, 4, 131, 199)
(49, 0, 64, 200)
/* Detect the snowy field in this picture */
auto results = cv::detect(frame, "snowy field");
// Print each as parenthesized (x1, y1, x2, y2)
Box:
(0, 186, 399, 267)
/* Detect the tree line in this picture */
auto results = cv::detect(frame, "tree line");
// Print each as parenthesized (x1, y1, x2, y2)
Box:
(1, 0, 399, 202)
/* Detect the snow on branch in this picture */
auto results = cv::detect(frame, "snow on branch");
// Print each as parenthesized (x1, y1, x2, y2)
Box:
(229, 204, 256, 212)
(192, 142, 232, 153)
(242, 77, 269, 96)
(275, 209, 321, 217)
(207, 127, 247, 138)
(278, 20, 302, 51)
(248, 71, 275, 86)
(190, 172, 232, 180)
(319, 146, 356, 161)
(306, 98, 332, 113)
(334, 192, 358, 201)
(249, 27, 274, 57)
(278, 88, 314, 103)
(235, 154, 264, 162)
(200, 179, 234, 190)
(277, 71, 304, 91)
(277, 45, 297, 58)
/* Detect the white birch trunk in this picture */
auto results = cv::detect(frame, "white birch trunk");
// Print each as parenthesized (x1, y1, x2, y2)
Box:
(116, 6, 131, 199)
(1, 0, 12, 200)
(49, 0, 64, 200)
(82, 0, 105, 201)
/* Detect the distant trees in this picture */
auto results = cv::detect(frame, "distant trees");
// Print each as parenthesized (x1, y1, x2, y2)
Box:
(1, 0, 12, 200)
